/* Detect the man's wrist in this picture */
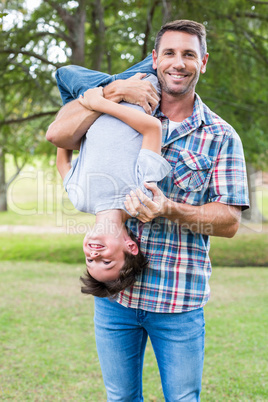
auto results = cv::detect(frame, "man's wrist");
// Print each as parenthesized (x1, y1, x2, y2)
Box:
(162, 198, 176, 220)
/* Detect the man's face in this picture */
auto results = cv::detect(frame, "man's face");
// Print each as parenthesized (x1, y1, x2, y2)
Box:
(152, 31, 209, 98)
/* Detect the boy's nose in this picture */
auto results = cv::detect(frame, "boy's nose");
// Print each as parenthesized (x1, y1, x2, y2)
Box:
(90, 250, 100, 259)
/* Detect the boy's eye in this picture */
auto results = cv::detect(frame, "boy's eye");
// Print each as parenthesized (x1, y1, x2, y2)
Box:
(103, 261, 111, 265)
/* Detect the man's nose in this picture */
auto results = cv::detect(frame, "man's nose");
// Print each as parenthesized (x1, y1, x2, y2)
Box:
(173, 54, 185, 69)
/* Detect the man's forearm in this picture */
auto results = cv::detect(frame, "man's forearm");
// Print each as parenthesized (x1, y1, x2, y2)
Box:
(164, 199, 241, 238)
(127, 183, 242, 238)
(46, 99, 101, 150)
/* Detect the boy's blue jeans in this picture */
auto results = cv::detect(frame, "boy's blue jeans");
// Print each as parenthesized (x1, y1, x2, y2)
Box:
(94, 297, 205, 401)
(55, 54, 156, 105)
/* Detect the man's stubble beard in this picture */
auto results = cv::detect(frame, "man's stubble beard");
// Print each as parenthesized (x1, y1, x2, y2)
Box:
(157, 71, 200, 98)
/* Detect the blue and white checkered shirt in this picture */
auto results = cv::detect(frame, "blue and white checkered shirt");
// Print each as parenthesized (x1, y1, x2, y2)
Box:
(117, 94, 249, 313)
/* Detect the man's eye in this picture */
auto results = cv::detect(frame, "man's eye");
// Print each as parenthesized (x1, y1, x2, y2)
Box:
(87, 259, 93, 263)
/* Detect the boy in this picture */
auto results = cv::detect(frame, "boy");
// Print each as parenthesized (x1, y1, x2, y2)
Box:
(48, 74, 171, 298)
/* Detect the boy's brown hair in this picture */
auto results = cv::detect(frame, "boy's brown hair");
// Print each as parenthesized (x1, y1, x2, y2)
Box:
(80, 229, 148, 298)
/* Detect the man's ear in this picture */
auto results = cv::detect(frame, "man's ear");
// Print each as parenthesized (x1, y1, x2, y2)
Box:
(200, 53, 209, 74)
(152, 49, 158, 70)
(125, 240, 139, 256)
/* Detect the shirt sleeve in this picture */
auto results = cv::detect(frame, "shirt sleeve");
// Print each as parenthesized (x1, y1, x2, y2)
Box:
(208, 129, 250, 210)
(136, 148, 171, 197)
(63, 156, 79, 190)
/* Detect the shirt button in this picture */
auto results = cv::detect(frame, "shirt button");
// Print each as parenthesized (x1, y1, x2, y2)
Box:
(141, 237, 146, 241)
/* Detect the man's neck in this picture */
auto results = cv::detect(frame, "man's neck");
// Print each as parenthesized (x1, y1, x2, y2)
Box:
(160, 91, 195, 122)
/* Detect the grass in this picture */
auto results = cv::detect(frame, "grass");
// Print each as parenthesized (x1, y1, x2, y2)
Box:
(210, 233, 268, 267)
(1, 232, 268, 267)
(0, 262, 267, 401)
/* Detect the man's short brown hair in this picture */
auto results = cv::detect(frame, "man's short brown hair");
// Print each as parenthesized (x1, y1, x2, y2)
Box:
(154, 19, 207, 58)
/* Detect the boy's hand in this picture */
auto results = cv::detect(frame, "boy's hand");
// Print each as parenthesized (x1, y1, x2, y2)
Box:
(78, 87, 104, 111)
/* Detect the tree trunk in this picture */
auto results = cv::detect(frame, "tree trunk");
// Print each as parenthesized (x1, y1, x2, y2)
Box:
(242, 163, 266, 223)
(0, 148, 7, 212)
(162, 0, 172, 23)
(70, 3, 86, 65)
(142, 0, 160, 60)
(91, 0, 105, 70)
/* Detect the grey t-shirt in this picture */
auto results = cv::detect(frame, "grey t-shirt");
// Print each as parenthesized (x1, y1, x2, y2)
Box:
(63, 76, 171, 214)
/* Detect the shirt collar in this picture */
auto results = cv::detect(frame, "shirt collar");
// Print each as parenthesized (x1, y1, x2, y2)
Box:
(155, 93, 213, 145)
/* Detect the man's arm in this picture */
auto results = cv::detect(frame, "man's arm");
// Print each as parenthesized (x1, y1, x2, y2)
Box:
(46, 100, 101, 150)
(46, 74, 159, 150)
(125, 182, 241, 238)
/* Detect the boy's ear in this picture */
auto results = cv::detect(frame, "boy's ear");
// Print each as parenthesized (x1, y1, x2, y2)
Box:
(125, 240, 139, 256)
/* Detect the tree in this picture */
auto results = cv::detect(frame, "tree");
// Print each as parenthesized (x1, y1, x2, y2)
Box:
(0, 0, 267, 221)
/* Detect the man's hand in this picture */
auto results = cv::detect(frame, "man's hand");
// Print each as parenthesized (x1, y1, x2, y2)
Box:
(103, 73, 159, 115)
(124, 182, 169, 223)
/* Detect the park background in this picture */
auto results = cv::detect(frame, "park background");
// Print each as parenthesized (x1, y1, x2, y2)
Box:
(0, 0, 267, 400)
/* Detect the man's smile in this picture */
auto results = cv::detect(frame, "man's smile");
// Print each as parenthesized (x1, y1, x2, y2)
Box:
(168, 72, 189, 80)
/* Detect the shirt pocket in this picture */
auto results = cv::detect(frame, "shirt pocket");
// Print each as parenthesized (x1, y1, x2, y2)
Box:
(173, 150, 212, 192)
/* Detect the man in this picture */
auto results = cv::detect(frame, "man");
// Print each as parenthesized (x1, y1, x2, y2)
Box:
(47, 20, 249, 401)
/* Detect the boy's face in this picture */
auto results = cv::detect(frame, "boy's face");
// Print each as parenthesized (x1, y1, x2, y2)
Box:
(83, 232, 128, 282)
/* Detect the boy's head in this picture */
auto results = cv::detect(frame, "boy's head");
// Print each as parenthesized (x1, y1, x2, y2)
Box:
(81, 228, 147, 297)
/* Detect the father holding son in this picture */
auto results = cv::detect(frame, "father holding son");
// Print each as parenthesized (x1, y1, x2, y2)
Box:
(47, 19, 249, 401)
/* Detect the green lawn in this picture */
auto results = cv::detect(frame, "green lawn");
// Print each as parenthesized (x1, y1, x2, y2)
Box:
(1, 232, 268, 267)
(0, 262, 267, 401)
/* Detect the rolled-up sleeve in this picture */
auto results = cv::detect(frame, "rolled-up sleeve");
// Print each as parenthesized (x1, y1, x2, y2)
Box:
(208, 130, 250, 210)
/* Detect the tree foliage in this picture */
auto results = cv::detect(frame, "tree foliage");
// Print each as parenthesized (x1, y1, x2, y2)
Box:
(0, 0, 267, 211)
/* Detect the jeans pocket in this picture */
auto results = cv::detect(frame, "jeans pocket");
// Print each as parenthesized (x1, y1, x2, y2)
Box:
(173, 150, 212, 192)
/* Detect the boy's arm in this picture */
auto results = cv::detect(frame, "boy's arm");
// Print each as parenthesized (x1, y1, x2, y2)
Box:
(46, 74, 159, 150)
(56, 148, 73, 180)
(79, 87, 162, 154)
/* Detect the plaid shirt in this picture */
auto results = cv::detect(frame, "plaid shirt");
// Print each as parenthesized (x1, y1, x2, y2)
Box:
(117, 94, 249, 313)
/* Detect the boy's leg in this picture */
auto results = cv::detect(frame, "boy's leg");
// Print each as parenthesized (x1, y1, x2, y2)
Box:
(145, 308, 205, 401)
(56, 54, 155, 105)
(114, 54, 156, 80)
(56, 66, 112, 104)
(94, 297, 148, 402)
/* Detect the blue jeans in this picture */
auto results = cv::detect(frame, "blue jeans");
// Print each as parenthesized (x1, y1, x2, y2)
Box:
(55, 54, 156, 105)
(94, 297, 205, 401)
